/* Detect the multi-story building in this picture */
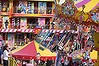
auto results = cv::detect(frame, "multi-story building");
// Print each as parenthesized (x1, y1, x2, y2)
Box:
(0, 0, 54, 46)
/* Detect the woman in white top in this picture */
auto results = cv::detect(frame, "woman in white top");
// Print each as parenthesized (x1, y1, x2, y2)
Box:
(3, 45, 9, 66)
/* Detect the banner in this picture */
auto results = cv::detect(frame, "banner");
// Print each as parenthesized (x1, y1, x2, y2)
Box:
(8, 34, 15, 48)
(20, 18, 27, 29)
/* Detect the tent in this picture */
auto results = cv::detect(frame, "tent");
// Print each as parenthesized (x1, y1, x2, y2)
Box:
(34, 41, 56, 61)
(12, 41, 56, 60)
(12, 41, 37, 60)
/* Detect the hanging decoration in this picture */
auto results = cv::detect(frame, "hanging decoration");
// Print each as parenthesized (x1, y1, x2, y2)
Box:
(53, 0, 99, 31)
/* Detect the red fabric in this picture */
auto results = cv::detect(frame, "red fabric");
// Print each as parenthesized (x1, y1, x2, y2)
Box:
(40, 56, 56, 61)
(12, 41, 37, 60)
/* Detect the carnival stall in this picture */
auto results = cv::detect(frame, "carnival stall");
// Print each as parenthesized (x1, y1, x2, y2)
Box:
(12, 41, 56, 59)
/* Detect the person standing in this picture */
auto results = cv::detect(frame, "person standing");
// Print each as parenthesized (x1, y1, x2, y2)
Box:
(3, 45, 10, 66)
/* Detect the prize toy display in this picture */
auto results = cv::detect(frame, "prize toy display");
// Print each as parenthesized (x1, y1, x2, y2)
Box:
(53, 0, 99, 31)
(27, 2, 34, 14)
(17, 1, 27, 14)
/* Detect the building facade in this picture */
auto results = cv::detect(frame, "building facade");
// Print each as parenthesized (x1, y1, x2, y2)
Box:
(0, 0, 54, 46)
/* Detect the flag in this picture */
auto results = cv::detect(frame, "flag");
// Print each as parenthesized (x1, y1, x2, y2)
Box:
(94, 32, 99, 48)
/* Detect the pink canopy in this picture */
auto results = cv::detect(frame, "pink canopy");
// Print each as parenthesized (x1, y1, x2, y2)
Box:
(12, 41, 37, 60)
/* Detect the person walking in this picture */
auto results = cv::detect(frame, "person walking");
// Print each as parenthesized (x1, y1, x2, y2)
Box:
(3, 45, 10, 66)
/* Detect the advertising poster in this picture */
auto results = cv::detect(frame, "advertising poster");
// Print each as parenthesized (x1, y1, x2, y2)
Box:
(2, 16, 9, 29)
(20, 18, 27, 29)
(38, 18, 45, 28)
(38, 2, 46, 14)
(8, 34, 15, 48)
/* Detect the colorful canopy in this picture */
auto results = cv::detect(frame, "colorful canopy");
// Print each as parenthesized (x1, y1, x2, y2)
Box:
(12, 41, 56, 60)
(12, 41, 37, 60)
(34, 41, 56, 61)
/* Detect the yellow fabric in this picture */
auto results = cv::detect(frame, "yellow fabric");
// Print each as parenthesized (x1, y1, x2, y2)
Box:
(90, 50, 97, 59)
(34, 41, 56, 57)
(74, 0, 99, 12)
